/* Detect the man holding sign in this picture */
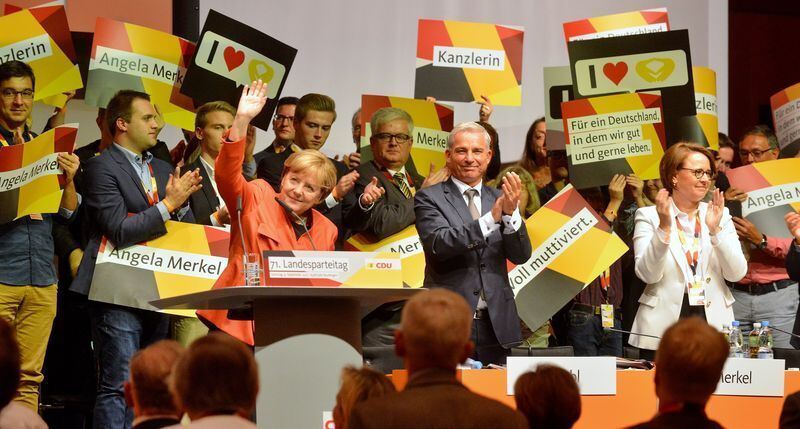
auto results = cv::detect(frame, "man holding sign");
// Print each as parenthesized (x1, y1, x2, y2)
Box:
(415, 122, 531, 365)
(0, 60, 79, 411)
(728, 126, 798, 348)
(70, 90, 201, 428)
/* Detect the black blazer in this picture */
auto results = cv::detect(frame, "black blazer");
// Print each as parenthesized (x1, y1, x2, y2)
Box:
(184, 158, 220, 226)
(70, 144, 194, 295)
(347, 161, 425, 241)
(414, 178, 531, 347)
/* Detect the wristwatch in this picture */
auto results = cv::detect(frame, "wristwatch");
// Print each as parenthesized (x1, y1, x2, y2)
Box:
(757, 234, 767, 250)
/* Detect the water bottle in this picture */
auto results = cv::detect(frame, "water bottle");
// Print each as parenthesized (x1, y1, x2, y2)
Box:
(729, 321, 744, 358)
(748, 322, 761, 359)
(757, 321, 774, 359)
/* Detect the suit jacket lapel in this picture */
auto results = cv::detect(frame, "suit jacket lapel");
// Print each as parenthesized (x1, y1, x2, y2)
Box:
(195, 161, 220, 210)
(109, 145, 149, 203)
(443, 178, 473, 226)
(480, 185, 497, 216)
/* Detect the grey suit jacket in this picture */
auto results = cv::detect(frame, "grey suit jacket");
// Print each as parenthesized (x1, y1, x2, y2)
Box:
(414, 178, 531, 347)
(70, 144, 194, 295)
(347, 161, 425, 241)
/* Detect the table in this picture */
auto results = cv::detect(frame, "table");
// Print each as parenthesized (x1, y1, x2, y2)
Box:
(391, 369, 800, 428)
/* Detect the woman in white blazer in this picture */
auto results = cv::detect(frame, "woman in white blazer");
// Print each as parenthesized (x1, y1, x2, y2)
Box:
(630, 143, 747, 356)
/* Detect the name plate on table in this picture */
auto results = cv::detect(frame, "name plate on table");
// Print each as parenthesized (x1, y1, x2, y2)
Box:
(506, 356, 616, 395)
(263, 251, 402, 288)
(714, 358, 785, 397)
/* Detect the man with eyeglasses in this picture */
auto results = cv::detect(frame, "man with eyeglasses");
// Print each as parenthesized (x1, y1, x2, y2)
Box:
(250, 96, 297, 175)
(0, 60, 80, 411)
(727, 125, 798, 348)
(347, 108, 451, 372)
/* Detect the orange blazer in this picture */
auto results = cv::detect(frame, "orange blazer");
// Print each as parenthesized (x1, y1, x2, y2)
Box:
(197, 136, 337, 345)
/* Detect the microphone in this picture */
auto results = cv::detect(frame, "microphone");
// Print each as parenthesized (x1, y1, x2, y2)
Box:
(604, 327, 662, 340)
(768, 325, 800, 341)
(275, 196, 317, 250)
(236, 196, 249, 257)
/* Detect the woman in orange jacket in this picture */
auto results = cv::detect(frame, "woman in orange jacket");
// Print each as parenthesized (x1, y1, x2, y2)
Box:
(197, 81, 383, 344)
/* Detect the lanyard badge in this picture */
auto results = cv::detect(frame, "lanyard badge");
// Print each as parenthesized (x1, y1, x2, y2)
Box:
(675, 212, 705, 306)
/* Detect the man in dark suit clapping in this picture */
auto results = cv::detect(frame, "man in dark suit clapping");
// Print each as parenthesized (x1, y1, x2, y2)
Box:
(70, 90, 201, 429)
(414, 122, 531, 365)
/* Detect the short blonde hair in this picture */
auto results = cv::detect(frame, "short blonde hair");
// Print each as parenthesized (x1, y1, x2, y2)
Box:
(400, 289, 472, 368)
(282, 150, 338, 197)
(333, 366, 395, 429)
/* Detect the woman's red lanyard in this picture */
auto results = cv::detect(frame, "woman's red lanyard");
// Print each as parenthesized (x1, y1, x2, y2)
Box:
(142, 163, 159, 206)
(675, 212, 701, 282)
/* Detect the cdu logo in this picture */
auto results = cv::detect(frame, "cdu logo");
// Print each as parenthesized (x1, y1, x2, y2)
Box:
(194, 31, 284, 98)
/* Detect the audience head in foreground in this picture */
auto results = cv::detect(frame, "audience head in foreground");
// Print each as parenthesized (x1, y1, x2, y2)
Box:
(514, 364, 581, 429)
(347, 289, 528, 429)
(396, 287, 474, 373)
(628, 317, 727, 429)
(168, 333, 258, 428)
(333, 366, 395, 429)
(125, 340, 184, 428)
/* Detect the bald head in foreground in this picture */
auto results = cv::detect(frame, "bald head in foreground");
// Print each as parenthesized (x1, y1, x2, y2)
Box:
(348, 289, 528, 429)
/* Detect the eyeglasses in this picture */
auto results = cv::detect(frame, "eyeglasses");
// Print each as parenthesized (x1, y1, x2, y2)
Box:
(678, 168, 715, 180)
(374, 133, 411, 143)
(0, 88, 33, 100)
(273, 114, 294, 123)
(739, 148, 774, 159)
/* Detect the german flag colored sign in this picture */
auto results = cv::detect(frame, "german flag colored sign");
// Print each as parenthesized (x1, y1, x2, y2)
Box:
(563, 7, 669, 43)
(509, 184, 629, 332)
(0, 124, 76, 224)
(89, 221, 230, 316)
(771, 82, 800, 158)
(415, 19, 524, 106)
(0, 6, 82, 106)
(345, 225, 425, 289)
(562, 92, 667, 189)
(359, 94, 453, 177)
(85, 18, 196, 130)
(727, 159, 800, 239)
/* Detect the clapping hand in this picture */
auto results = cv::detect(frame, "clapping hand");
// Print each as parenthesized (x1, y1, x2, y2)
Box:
(705, 188, 724, 235)
(359, 177, 385, 206)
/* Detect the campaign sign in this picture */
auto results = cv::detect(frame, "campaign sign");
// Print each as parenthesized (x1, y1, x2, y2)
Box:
(543, 66, 574, 151)
(85, 18, 197, 130)
(567, 29, 695, 143)
(0, 6, 82, 106)
(726, 158, 800, 239)
(181, 9, 297, 131)
(0, 124, 76, 223)
(414, 19, 524, 106)
(89, 220, 230, 317)
(771, 82, 800, 157)
(563, 8, 669, 43)
(510, 185, 628, 332)
(507, 356, 616, 395)
(561, 92, 666, 189)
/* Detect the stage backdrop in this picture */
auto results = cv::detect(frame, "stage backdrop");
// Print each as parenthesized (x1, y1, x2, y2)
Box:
(197, 0, 727, 162)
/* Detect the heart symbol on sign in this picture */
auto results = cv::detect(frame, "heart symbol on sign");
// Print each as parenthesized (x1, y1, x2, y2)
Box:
(602, 62, 628, 86)
(223, 46, 245, 71)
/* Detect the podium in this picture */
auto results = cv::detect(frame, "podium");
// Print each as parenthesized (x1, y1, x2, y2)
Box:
(151, 286, 422, 429)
